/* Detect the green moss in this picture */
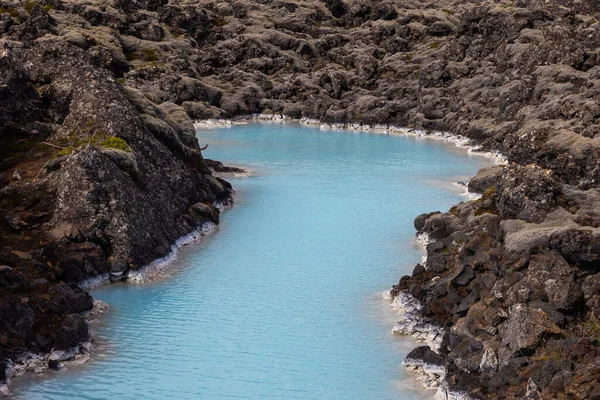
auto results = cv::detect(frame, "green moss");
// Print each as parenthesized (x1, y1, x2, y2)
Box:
(441, 9, 454, 15)
(211, 17, 228, 27)
(474, 186, 496, 205)
(140, 48, 159, 61)
(472, 185, 499, 216)
(43, 4, 56, 12)
(580, 313, 600, 343)
(23, 1, 36, 13)
(126, 48, 160, 62)
(170, 27, 182, 38)
(405, 52, 413, 61)
(124, 49, 135, 61)
(483, 186, 496, 198)
(55, 147, 73, 157)
(52, 124, 131, 157)
(532, 348, 564, 362)
(429, 41, 441, 49)
(0, 7, 19, 18)
(314, 58, 326, 71)
(441, 245, 458, 254)
(99, 136, 131, 152)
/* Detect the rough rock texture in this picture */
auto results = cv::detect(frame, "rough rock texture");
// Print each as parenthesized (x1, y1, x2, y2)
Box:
(2, 0, 600, 397)
(392, 167, 600, 398)
(0, 0, 232, 387)
(204, 159, 246, 174)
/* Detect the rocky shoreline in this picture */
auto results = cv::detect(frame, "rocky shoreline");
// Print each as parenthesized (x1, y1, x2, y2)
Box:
(2, 298, 108, 396)
(3, 0, 600, 397)
(0, 0, 236, 392)
(195, 113, 508, 163)
(3, 208, 230, 394)
(389, 159, 600, 399)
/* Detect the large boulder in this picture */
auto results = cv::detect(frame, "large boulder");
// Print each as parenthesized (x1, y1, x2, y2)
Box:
(498, 304, 562, 366)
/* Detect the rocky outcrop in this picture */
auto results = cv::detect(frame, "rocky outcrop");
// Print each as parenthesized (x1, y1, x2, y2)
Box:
(2, 0, 600, 397)
(392, 164, 600, 398)
(0, 0, 232, 389)
(204, 159, 246, 174)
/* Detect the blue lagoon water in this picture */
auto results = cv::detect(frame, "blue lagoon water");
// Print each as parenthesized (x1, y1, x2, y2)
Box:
(14, 123, 491, 400)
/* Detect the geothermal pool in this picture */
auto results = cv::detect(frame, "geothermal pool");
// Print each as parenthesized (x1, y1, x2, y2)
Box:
(14, 123, 491, 399)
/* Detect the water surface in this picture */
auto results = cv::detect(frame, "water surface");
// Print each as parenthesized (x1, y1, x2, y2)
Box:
(14, 123, 490, 400)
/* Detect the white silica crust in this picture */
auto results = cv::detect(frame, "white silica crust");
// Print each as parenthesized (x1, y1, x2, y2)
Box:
(416, 232, 431, 265)
(404, 357, 471, 400)
(77, 223, 217, 287)
(388, 233, 474, 399)
(193, 119, 235, 128)
(42, 201, 232, 395)
(303, 118, 507, 165)
(390, 292, 445, 351)
(3, 299, 109, 395)
(79, 273, 110, 290)
(6, 343, 93, 384)
(404, 361, 445, 390)
(194, 114, 507, 167)
(386, 258, 473, 398)
(454, 181, 483, 201)
(127, 221, 217, 283)
(78, 197, 233, 289)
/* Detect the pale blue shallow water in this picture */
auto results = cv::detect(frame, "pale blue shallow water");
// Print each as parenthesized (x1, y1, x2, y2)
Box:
(13, 123, 490, 400)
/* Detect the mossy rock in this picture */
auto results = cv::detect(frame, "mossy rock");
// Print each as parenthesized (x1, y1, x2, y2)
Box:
(0, 7, 19, 18)
(54, 134, 131, 157)
(99, 136, 131, 152)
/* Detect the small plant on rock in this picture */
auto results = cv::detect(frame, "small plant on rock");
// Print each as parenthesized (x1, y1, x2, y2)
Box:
(580, 312, 600, 342)
(99, 136, 131, 152)
(53, 127, 132, 157)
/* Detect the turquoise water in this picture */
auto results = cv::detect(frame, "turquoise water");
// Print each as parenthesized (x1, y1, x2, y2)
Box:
(14, 123, 490, 400)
